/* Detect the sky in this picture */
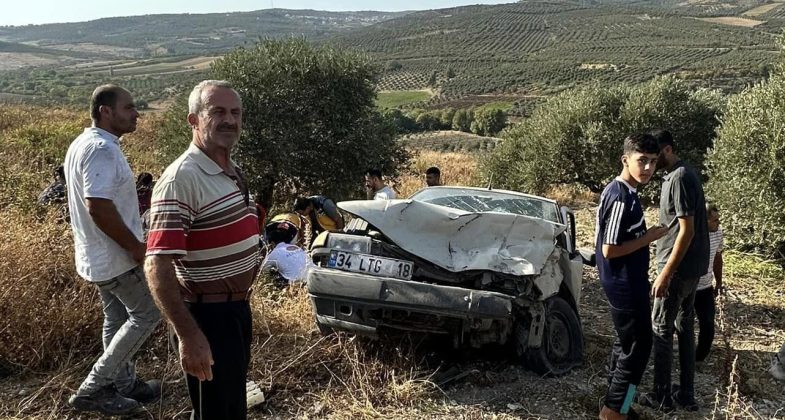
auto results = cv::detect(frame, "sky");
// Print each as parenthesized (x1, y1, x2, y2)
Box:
(1, 0, 511, 26)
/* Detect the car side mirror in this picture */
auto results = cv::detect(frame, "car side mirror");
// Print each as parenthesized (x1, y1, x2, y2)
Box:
(578, 248, 596, 267)
(560, 206, 576, 255)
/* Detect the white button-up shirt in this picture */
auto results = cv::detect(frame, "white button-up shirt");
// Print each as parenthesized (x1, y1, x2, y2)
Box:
(64, 127, 142, 282)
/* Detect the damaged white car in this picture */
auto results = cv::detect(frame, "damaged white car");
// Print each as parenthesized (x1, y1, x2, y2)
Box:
(306, 186, 585, 375)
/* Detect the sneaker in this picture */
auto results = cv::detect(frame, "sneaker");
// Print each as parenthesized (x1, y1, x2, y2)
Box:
(635, 391, 674, 412)
(68, 385, 140, 416)
(626, 407, 641, 420)
(769, 356, 785, 382)
(119, 378, 162, 404)
(671, 384, 699, 411)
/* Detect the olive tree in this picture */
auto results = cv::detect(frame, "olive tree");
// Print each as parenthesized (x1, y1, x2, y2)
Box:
(480, 77, 724, 197)
(706, 76, 785, 257)
(210, 38, 408, 204)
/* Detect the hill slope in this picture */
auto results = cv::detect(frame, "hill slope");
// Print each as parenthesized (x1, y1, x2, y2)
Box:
(0, 9, 407, 57)
(330, 0, 780, 106)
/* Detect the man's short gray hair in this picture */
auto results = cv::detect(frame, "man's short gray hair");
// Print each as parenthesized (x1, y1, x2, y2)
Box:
(188, 80, 239, 115)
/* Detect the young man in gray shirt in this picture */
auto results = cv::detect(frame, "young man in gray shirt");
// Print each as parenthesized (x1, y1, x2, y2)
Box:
(638, 129, 709, 412)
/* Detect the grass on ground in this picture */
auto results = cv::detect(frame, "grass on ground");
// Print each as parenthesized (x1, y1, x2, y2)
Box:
(376, 89, 433, 109)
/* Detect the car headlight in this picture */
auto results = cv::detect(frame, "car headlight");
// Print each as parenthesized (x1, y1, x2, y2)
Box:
(327, 233, 372, 254)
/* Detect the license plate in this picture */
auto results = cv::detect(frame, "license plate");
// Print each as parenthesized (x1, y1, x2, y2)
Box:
(328, 250, 414, 280)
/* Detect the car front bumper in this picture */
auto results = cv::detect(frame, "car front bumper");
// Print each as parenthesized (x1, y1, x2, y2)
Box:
(307, 266, 513, 337)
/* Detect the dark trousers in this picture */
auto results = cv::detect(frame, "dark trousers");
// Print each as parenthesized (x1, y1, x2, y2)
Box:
(652, 275, 699, 399)
(185, 301, 252, 420)
(605, 304, 653, 414)
(694, 287, 716, 362)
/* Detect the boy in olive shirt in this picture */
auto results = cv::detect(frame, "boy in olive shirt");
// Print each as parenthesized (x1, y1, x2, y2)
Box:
(639, 129, 709, 412)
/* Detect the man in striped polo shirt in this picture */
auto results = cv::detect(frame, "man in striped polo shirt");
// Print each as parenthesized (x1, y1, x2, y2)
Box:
(145, 80, 260, 420)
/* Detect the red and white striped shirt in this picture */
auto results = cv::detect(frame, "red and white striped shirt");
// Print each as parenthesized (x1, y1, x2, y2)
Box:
(146, 144, 260, 300)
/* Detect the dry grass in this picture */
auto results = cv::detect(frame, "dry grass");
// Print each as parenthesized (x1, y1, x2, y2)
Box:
(394, 150, 480, 198)
(245, 285, 441, 418)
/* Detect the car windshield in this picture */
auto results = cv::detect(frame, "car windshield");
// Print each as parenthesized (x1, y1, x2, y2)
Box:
(410, 187, 560, 223)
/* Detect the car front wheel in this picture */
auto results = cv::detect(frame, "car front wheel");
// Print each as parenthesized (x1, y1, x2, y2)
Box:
(518, 296, 583, 376)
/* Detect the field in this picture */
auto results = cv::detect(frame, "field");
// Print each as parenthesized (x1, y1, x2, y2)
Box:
(0, 104, 784, 419)
(0, 10, 406, 56)
(0, 55, 213, 105)
(1, 1, 783, 112)
(742, 2, 784, 17)
(697, 16, 765, 27)
(331, 1, 779, 107)
(376, 89, 434, 108)
(399, 130, 500, 153)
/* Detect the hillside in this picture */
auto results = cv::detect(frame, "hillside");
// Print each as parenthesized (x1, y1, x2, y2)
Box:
(0, 9, 407, 57)
(331, 0, 781, 108)
(0, 9, 406, 104)
(1, 1, 784, 108)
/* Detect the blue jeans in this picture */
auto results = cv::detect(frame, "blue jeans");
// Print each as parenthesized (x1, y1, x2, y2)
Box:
(78, 266, 161, 395)
(651, 274, 699, 399)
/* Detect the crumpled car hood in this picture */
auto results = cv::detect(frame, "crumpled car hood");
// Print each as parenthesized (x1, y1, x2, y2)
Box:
(338, 199, 566, 276)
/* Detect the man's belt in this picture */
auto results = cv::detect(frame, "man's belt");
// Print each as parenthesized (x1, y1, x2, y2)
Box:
(183, 289, 253, 304)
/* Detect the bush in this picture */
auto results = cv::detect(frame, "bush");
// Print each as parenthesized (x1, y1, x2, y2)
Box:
(439, 108, 456, 128)
(480, 77, 724, 196)
(706, 76, 785, 257)
(207, 38, 409, 202)
(452, 108, 473, 132)
(382, 108, 417, 133)
(470, 106, 506, 136)
(153, 94, 190, 170)
(415, 111, 441, 131)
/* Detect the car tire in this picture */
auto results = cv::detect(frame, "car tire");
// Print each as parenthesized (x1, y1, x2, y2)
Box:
(519, 296, 583, 376)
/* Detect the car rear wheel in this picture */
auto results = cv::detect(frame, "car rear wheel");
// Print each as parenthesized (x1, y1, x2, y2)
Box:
(516, 296, 583, 376)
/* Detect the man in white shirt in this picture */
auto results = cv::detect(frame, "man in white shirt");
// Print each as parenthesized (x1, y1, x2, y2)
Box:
(64, 85, 161, 416)
(262, 220, 312, 285)
(365, 168, 396, 200)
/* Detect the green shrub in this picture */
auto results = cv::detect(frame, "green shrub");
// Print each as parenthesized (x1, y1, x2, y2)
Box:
(470, 106, 507, 137)
(706, 76, 785, 257)
(451, 108, 473, 132)
(382, 108, 418, 133)
(415, 111, 441, 131)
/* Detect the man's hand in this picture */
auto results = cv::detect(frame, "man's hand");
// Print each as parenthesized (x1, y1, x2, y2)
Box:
(179, 330, 214, 381)
(714, 283, 725, 297)
(131, 241, 146, 264)
(645, 225, 669, 243)
(652, 271, 672, 298)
